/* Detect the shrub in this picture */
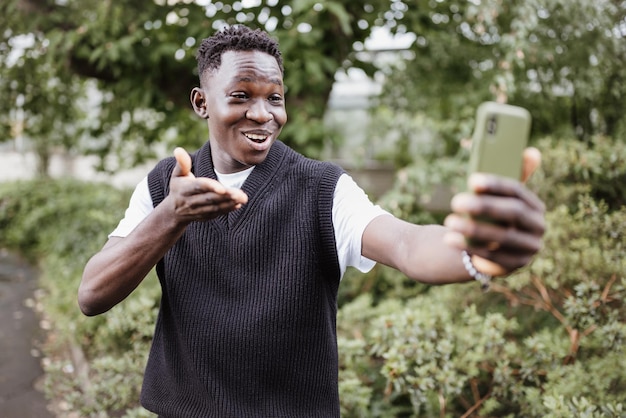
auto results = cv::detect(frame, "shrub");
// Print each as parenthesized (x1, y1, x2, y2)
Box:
(529, 135, 626, 213)
(355, 198, 625, 417)
(0, 179, 158, 417)
(335, 136, 626, 416)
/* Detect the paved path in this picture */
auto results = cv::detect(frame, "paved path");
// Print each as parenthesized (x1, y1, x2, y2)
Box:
(0, 250, 54, 417)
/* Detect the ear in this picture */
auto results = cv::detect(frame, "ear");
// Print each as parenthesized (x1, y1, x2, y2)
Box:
(190, 87, 209, 119)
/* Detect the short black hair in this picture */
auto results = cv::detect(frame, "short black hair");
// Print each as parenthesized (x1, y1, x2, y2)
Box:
(196, 25, 284, 79)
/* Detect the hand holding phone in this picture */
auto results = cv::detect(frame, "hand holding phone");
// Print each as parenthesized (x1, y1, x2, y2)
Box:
(465, 102, 533, 273)
(444, 102, 544, 279)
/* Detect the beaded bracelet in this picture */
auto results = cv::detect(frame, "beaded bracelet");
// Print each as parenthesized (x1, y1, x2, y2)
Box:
(461, 250, 492, 291)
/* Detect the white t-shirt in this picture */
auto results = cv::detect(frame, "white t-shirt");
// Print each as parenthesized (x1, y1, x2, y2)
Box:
(110, 169, 389, 278)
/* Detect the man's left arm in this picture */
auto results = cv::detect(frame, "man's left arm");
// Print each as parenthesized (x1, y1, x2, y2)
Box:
(361, 149, 545, 285)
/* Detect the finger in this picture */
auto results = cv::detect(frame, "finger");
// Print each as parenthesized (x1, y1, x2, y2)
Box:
(192, 177, 227, 195)
(178, 191, 248, 220)
(445, 207, 543, 277)
(444, 213, 544, 252)
(443, 225, 520, 276)
(174, 147, 193, 177)
(467, 174, 546, 212)
(185, 193, 243, 211)
(443, 229, 467, 249)
(442, 229, 514, 277)
(226, 188, 249, 205)
(450, 192, 545, 233)
(202, 189, 248, 212)
(180, 178, 247, 206)
(471, 244, 538, 274)
(521, 147, 541, 183)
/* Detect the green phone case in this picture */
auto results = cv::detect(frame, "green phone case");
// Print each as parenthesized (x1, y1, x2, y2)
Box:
(466, 102, 531, 244)
(468, 102, 531, 180)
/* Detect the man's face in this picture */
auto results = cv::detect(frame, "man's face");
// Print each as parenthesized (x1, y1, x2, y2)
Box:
(192, 50, 287, 174)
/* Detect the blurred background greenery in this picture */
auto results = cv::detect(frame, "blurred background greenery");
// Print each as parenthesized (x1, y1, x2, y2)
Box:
(1, 0, 625, 417)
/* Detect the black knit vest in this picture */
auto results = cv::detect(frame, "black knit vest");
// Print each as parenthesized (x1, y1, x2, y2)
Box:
(141, 141, 345, 417)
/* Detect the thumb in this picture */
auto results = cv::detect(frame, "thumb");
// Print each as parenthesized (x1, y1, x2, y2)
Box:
(521, 147, 541, 183)
(173, 147, 193, 177)
(471, 255, 507, 277)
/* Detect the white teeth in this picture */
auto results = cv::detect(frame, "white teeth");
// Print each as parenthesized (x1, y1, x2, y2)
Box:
(245, 133, 268, 142)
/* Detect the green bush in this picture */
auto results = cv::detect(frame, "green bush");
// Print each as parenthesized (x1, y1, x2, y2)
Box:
(335, 136, 626, 417)
(529, 135, 626, 213)
(0, 179, 158, 417)
(0, 179, 123, 260)
(340, 199, 625, 417)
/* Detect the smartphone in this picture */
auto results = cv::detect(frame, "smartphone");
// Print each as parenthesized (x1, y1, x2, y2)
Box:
(468, 101, 531, 181)
(466, 102, 531, 243)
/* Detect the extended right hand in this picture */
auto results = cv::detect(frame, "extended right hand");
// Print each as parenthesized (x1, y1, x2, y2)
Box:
(168, 147, 248, 223)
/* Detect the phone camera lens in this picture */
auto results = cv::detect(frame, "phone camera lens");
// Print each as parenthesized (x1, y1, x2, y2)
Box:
(487, 115, 497, 135)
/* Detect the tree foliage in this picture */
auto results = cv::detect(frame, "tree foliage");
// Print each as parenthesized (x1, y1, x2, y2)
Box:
(1, 0, 391, 174)
(370, 0, 626, 163)
(2, 0, 625, 175)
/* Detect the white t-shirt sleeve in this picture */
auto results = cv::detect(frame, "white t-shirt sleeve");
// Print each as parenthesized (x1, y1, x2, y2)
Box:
(109, 177, 154, 238)
(333, 173, 390, 277)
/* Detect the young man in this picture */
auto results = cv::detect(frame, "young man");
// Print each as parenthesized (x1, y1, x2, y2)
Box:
(79, 25, 545, 417)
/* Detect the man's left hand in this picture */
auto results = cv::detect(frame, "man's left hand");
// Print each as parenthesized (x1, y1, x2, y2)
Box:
(443, 148, 546, 276)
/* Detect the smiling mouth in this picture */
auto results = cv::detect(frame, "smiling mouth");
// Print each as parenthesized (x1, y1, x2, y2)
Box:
(244, 132, 270, 143)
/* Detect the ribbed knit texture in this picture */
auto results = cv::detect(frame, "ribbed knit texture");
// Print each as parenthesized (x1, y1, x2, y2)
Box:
(141, 141, 344, 417)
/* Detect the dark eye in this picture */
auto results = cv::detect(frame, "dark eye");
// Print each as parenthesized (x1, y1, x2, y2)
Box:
(231, 92, 248, 100)
(268, 94, 283, 104)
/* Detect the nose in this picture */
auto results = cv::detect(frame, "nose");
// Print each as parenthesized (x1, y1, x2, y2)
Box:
(245, 100, 273, 123)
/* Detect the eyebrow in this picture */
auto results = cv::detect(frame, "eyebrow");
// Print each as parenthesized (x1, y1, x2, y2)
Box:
(237, 76, 283, 86)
